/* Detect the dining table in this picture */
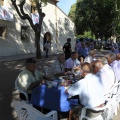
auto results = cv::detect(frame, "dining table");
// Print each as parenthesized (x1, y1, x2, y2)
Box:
(30, 81, 78, 112)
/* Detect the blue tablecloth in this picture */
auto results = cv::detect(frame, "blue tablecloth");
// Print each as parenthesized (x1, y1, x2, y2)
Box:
(30, 85, 78, 112)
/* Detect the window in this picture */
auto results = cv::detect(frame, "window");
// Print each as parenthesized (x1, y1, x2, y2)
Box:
(0, 0, 4, 6)
(21, 26, 30, 41)
(64, 18, 70, 26)
(0, 26, 7, 38)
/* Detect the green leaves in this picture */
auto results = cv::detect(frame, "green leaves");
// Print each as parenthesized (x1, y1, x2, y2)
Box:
(68, 3, 76, 21)
(70, 0, 120, 39)
(41, 0, 47, 5)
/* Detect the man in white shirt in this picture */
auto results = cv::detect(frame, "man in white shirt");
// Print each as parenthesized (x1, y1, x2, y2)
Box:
(66, 62, 105, 120)
(50, 54, 65, 77)
(65, 51, 80, 71)
(106, 53, 120, 82)
(92, 57, 116, 99)
(17, 58, 50, 100)
(84, 50, 96, 63)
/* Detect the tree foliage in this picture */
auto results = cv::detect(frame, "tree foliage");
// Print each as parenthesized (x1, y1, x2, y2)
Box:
(68, 3, 76, 21)
(69, 0, 120, 39)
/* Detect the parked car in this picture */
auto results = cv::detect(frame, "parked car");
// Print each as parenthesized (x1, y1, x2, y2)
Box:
(103, 40, 112, 50)
(94, 41, 102, 49)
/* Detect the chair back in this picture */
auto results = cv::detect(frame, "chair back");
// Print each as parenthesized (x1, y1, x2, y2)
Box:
(45, 67, 51, 77)
(11, 101, 58, 120)
(15, 79, 29, 102)
(80, 101, 114, 120)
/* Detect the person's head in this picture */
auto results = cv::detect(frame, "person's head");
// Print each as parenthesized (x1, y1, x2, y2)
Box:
(79, 38, 83, 42)
(116, 53, 120, 60)
(97, 56, 108, 65)
(57, 54, 65, 63)
(89, 50, 96, 57)
(111, 47, 115, 52)
(71, 51, 78, 60)
(67, 38, 71, 43)
(81, 42, 85, 48)
(25, 58, 37, 72)
(91, 60, 103, 74)
(81, 62, 91, 77)
(106, 53, 116, 64)
(44, 32, 51, 41)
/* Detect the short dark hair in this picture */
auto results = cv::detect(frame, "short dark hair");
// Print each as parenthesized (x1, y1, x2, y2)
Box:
(81, 62, 91, 73)
(67, 38, 71, 42)
(71, 51, 78, 55)
(25, 58, 36, 65)
(80, 38, 83, 42)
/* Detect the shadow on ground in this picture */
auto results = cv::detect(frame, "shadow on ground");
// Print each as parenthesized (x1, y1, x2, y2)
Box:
(0, 56, 56, 120)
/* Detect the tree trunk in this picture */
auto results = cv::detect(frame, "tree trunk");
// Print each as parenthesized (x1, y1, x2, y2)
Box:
(35, 32, 42, 59)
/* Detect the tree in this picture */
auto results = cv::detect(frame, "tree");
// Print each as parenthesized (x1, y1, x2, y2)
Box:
(11, 0, 47, 59)
(68, 3, 76, 22)
(74, 0, 120, 40)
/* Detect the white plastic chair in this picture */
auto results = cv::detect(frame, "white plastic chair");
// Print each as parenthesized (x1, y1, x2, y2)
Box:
(80, 100, 114, 120)
(106, 82, 120, 115)
(45, 67, 51, 77)
(15, 79, 29, 102)
(11, 100, 58, 120)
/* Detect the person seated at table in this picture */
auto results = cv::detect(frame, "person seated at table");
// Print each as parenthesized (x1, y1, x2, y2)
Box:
(84, 50, 96, 63)
(66, 62, 105, 120)
(106, 53, 120, 82)
(77, 42, 89, 60)
(50, 53, 65, 78)
(92, 57, 116, 99)
(65, 51, 80, 72)
(16, 58, 51, 100)
(116, 53, 120, 61)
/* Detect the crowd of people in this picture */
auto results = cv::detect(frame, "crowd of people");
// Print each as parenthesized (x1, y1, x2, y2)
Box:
(16, 37, 120, 120)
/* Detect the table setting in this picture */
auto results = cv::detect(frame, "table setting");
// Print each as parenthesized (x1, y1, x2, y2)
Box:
(30, 76, 79, 112)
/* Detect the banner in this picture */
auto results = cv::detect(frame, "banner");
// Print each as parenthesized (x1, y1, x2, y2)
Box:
(31, 13, 39, 25)
(0, 6, 14, 21)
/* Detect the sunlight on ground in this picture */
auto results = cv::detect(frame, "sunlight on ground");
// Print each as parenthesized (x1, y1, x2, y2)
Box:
(11, 90, 20, 120)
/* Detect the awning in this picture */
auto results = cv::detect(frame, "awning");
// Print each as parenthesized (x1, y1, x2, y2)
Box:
(0, 6, 14, 21)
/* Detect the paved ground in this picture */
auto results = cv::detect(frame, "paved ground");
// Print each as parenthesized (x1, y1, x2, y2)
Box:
(0, 50, 120, 120)
(0, 54, 56, 120)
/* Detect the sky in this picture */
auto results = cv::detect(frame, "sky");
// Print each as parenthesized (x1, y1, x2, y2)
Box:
(57, 0, 77, 15)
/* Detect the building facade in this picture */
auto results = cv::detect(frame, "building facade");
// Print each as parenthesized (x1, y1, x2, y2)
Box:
(0, 0, 75, 57)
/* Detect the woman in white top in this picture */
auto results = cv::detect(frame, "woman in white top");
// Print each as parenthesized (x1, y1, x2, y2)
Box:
(43, 32, 51, 58)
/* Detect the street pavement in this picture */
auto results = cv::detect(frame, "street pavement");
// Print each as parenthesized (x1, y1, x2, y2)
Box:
(0, 50, 120, 120)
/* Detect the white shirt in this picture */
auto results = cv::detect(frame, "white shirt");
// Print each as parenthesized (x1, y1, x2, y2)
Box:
(17, 68, 44, 92)
(84, 55, 92, 63)
(96, 64, 116, 99)
(50, 59, 65, 75)
(110, 60, 120, 82)
(67, 73, 105, 107)
(65, 58, 80, 69)
(44, 42, 51, 50)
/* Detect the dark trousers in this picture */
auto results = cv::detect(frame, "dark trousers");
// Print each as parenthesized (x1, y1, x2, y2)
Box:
(46, 49, 49, 58)
(20, 93, 31, 101)
(65, 53, 71, 60)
